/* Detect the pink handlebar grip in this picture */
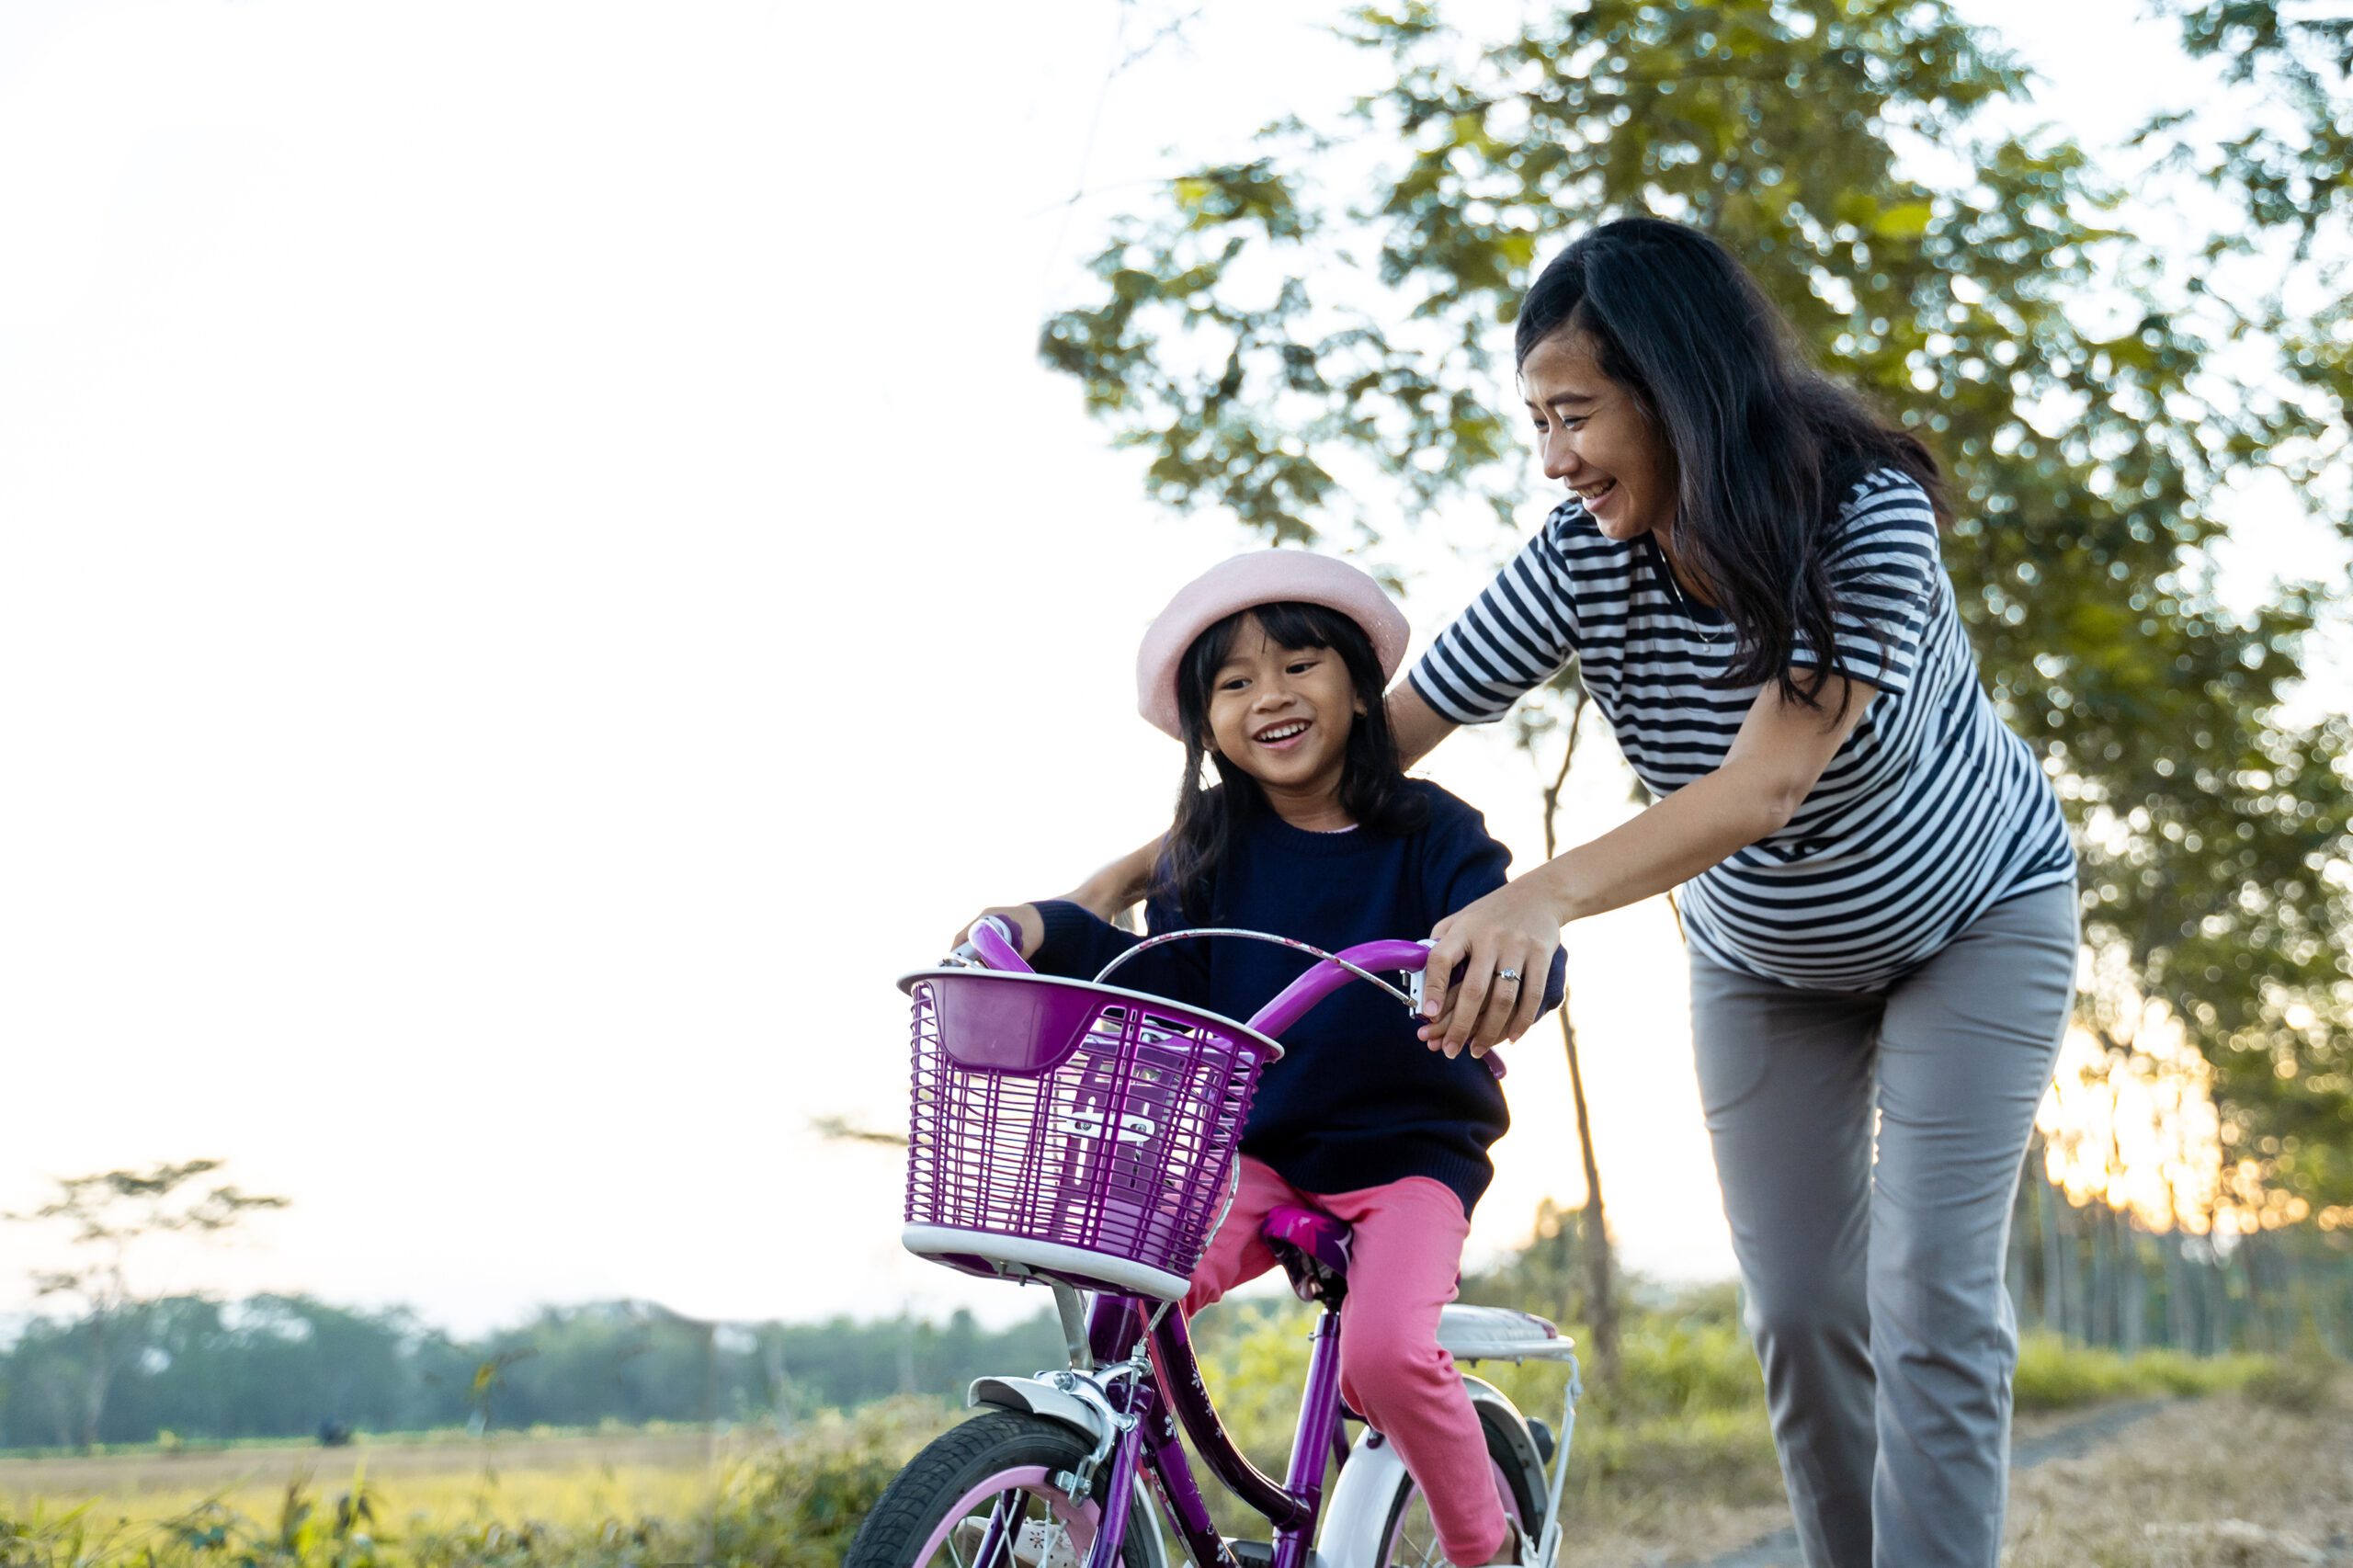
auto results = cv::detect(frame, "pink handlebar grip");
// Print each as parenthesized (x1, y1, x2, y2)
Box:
(970, 915, 1036, 974)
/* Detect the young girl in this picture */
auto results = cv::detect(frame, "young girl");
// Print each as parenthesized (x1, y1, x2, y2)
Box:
(970, 549, 1563, 1568)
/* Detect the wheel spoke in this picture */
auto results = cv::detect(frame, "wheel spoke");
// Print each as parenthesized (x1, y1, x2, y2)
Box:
(1386, 1487, 1447, 1568)
(944, 1486, 1041, 1568)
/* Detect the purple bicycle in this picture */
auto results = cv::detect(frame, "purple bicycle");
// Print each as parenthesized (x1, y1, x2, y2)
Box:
(844, 918, 1583, 1568)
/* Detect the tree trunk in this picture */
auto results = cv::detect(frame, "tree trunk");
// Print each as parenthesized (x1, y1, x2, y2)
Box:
(2059, 1196, 2086, 1342)
(2038, 1176, 2066, 1336)
(1532, 684, 1619, 1385)
(2098, 1196, 2118, 1346)
(2162, 1230, 2188, 1351)
(2120, 1220, 2146, 1355)
(2006, 1178, 2029, 1328)
(80, 1312, 111, 1451)
(1557, 1001, 1618, 1383)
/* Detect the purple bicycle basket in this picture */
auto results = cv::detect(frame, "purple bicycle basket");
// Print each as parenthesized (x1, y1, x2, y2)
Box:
(895, 968, 1283, 1301)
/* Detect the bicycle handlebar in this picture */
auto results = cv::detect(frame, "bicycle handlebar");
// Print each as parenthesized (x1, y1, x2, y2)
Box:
(1245, 937, 1430, 1036)
(954, 924, 1428, 1037)
(946, 923, 1504, 1074)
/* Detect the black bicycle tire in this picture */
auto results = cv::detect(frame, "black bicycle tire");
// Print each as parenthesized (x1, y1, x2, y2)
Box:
(1370, 1404, 1545, 1563)
(842, 1408, 1157, 1568)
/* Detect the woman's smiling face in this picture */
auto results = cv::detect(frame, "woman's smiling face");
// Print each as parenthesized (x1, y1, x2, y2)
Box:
(1520, 329, 1679, 545)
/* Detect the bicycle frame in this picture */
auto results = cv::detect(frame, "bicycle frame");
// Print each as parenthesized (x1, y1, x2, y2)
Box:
(944, 932, 1453, 1568)
(1074, 1288, 1345, 1568)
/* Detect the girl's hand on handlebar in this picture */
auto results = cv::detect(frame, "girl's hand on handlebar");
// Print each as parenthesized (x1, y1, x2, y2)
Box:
(1418, 879, 1564, 1058)
(952, 904, 1044, 960)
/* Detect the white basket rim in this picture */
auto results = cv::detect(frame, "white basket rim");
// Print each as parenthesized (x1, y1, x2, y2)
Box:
(902, 1224, 1193, 1301)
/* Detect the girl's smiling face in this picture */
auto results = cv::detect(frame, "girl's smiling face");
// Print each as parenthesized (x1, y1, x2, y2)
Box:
(1521, 329, 1680, 545)
(1203, 615, 1364, 812)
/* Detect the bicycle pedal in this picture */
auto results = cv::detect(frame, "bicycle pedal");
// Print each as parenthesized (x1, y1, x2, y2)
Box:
(1223, 1542, 1320, 1568)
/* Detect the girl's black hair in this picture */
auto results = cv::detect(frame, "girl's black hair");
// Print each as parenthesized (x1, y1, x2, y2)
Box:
(1156, 600, 1428, 922)
(1516, 216, 1949, 708)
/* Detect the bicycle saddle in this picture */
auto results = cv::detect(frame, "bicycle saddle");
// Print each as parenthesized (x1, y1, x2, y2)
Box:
(1263, 1204, 1352, 1304)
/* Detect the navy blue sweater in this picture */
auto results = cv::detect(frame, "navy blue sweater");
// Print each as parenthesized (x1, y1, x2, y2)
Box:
(1031, 780, 1564, 1215)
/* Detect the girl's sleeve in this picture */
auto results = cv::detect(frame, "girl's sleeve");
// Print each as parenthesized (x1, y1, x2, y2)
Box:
(1789, 473, 1941, 698)
(1029, 900, 1140, 981)
(1030, 898, 1211, 1007)
(1422, 801, 1569, 1017)
(1407, 505, 1584, 725)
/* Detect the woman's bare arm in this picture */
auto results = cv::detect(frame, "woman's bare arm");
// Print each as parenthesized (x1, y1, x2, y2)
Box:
(1419, 671, 1879, 1055)
(1060, 838, 1160, 920)
(1388, 680, 1459, 770)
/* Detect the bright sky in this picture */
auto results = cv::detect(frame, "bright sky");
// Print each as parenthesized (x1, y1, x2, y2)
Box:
(0, 0, 2337, 1335)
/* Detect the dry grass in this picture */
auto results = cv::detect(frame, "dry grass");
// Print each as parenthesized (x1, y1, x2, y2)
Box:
(1647, 1371, 2353, 1568)
(1562, 1493, 1797, 1567)
(3, 1373, 2343, 1568)
(0, 1429, 728, 1535)
(2005, 1381, 2353, 1567)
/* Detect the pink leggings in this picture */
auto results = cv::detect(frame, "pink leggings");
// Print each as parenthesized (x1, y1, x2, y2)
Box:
(1184, 1156, 1506, 1566)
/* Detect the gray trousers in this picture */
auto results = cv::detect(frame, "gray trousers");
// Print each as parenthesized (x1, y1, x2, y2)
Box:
(1688, 884, 2078, 1568)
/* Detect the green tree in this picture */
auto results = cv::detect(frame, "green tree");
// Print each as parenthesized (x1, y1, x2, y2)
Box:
(2137, 0, 2353, 1213)
(1040, 0, 2353, 1221)
(4, 1160, 289, 1449)
(2154, 0, 2352, 249)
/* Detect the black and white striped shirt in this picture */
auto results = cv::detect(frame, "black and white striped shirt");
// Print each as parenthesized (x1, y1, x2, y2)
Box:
(1410, 469, 2076, 992)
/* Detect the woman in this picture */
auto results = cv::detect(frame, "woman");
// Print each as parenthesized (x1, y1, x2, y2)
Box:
(1049, 217, 2078, 1568)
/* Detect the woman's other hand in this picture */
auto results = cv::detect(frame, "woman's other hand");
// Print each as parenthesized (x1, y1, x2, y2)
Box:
(1418, 876, 1566, 1058)
(951, 904, 1044, 960)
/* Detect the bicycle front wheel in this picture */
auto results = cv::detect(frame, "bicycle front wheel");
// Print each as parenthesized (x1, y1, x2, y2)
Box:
(843, 1409, 1156, 1568)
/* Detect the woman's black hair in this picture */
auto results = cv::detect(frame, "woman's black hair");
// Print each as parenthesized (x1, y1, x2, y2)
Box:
(1155, 600, 1428, 922)
(1516, 216, 1949, 708)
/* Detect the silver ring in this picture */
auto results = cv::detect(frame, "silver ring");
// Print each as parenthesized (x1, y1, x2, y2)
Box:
(1496, 967, 1522, 984)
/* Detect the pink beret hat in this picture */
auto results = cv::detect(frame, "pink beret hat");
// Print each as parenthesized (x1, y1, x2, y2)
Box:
(1135, 550, 1411, 739)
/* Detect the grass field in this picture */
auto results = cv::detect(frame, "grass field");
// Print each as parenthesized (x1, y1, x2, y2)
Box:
(0, 1403, 933, 1567)
(0, 1428, 726, 1527)
(0, 1429, 718, 1493)
(0, 1335, 2333, 1567)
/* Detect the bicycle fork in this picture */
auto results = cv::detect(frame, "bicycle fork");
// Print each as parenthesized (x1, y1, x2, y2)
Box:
(1063, 1295, 1350, 1568)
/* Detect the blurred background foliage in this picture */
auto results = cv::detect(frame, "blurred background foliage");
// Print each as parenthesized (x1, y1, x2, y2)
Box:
(7, 1, 2352, 1562)
(0, 1297, 1064, 1453)
(4, 1227, 2331, 1567)
(1039, 0, 2353, 1218)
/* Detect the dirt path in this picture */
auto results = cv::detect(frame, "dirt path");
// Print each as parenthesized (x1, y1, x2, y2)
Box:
(1683, 1393, 2353, 1568)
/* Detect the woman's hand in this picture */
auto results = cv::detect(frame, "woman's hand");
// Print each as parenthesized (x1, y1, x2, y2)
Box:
(1418, 875, 1568, 1058)
(951, 903, 1044, 960)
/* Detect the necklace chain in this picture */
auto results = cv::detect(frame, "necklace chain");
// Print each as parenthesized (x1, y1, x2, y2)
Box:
(1650, 537, 1732, 644)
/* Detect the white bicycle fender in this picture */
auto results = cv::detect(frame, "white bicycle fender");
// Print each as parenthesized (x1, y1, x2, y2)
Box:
(964, 1377, 1172, 1568)
(1316, 1431, 1410, 1568)
(1462, 1375, 1550, 1522)
(1315, 1379, 1552, 1568)
(969, 1375, 1112, 1442)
